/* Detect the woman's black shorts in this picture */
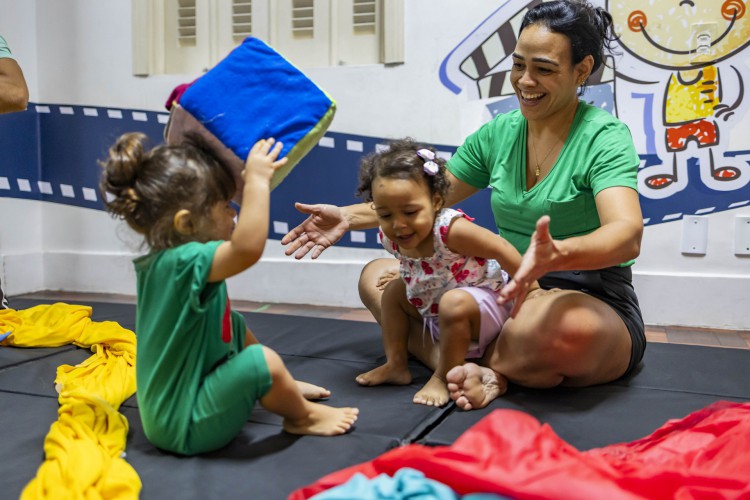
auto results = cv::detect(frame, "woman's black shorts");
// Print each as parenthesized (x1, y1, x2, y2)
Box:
(538, 265, 646, 376)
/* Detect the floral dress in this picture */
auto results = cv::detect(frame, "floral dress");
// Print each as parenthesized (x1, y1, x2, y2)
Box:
(379, 208, 509, 323)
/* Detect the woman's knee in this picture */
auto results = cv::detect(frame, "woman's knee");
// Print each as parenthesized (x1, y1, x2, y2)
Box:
(499, 293, 620, 368)
(525, 324, 597, 365)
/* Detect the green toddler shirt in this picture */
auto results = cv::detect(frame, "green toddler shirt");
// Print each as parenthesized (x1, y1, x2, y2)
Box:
(133, 241, 264, 454)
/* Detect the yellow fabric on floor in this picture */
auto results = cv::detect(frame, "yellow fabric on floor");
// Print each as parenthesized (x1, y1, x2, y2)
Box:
(0, 302, 141, 499)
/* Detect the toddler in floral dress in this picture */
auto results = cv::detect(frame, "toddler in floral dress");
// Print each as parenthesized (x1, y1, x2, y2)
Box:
(354, 139, 539, 407)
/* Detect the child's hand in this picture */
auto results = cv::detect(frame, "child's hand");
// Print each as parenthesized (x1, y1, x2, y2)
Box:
(376, 269, 400, 290)
(242, 138, 288, 185)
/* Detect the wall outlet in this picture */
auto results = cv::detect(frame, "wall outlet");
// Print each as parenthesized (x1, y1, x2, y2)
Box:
(735, 216, 750, 256)
(681, 215, 708, 255)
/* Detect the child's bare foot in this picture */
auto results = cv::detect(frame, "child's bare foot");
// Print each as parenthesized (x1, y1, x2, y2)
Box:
(412, 375, 450, 407)
(296, 380, 331, 400)
(356, 363, 412, 386)
(283, 402, 359, 436)
(446, 363, 508, 410)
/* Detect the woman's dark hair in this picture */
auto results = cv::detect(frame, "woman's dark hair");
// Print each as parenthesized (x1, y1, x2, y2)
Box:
(520, 0, 618, 93)
(99, 132, 236, 251)
(356, 138, 451, 203)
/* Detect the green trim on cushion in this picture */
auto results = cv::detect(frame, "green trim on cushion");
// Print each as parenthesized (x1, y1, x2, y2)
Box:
(271, 100, 336, 190)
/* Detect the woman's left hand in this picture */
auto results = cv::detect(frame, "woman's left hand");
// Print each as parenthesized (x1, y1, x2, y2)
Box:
(499, 215, 558, 317)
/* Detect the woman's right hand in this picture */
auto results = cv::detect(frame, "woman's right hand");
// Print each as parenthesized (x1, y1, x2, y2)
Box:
(281, 202, 349, 259)
(499, 215, 558, 317)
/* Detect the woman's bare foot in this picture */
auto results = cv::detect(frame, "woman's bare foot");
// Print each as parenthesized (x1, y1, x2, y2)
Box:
(413, 375, 450, 407)
(283, 402, 359, 436)
(446, 363, 508, 410)
(296, 380, 331, 400)
(356, 362, 412, 386)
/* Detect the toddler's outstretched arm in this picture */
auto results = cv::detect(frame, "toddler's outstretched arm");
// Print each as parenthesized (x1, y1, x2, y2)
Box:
(210, 138, 287, 281)
(444, 217, 540, 316)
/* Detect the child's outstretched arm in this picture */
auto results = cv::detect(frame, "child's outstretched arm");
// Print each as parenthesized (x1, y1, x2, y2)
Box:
(444, 217, 525, 276)
(444, 217, 540, 316)
(209, 138, 287, 281)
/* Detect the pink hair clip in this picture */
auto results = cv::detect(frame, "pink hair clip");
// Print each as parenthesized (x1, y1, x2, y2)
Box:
(417, 149, 439, 176)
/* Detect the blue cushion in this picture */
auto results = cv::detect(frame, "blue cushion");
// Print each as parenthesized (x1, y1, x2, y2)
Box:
(167, 37, 336, 191)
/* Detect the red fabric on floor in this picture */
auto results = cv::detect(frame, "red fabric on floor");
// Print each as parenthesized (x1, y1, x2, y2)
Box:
(290, 402, 750, 500)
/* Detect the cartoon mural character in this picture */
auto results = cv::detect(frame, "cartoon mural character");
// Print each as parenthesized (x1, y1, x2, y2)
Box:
(439, 0, 750, 223)
(609, 0, 750, 198)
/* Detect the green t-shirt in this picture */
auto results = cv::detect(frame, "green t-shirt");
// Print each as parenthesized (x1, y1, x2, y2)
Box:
(448, 101, 639, 256)
(133, 240, 246, 452)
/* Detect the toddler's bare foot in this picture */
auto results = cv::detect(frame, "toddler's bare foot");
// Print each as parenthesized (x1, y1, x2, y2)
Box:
(283, 402, 359, 436)
(296, 380, 331, 400)
(356, 363, 412, 386)
(412, 375, 450, 407)
(446, 363, 507, 410)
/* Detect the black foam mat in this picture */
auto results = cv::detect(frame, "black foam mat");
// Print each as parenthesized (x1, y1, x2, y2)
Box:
(421, 385, 748, 450)
(617, 342, 750, 398)
(0, 299, 448, 498)
(0, 392, 61, 499)
(121, 406, 397, 499)
(3, 298, 750, 499)
(0, 348, 91, 398)
(421, 342, 750, 449)
(248, 356, 444, 442)
(0, 344, 77, 370)
(240, 311, 388, 363)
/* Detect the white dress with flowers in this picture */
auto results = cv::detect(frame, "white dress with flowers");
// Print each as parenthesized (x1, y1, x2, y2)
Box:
(379, 208, 509, 320)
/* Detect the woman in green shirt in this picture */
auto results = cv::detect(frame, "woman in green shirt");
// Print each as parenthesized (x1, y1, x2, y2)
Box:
(282, 0, 645, 410)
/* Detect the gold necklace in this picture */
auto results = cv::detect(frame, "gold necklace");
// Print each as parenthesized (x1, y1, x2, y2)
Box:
(530, 132, 562, 178)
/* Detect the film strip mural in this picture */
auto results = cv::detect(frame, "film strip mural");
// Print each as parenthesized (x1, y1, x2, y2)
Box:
(0, 103, 497, 250)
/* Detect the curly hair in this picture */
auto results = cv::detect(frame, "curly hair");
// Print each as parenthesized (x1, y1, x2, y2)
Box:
(356, 138, 451, 203)
(99, 132, 236, 251)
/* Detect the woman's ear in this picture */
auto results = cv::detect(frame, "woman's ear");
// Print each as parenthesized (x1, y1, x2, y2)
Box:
(173, 209, 195, 235)
(577, 54, 594, 85)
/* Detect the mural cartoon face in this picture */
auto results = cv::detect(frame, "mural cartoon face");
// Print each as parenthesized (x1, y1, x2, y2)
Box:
(609, 0, 750, 215)
(610, 0, 750, 70)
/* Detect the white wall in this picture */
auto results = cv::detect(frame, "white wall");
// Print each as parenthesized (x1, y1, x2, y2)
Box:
(1, 0, 749, 328)
(0, 1, 42, 296)
(634, 209, 750, 330)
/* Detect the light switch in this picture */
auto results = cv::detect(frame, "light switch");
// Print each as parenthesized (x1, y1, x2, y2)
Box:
(735, 216, 750, 256)
(680, 215, 708, 255)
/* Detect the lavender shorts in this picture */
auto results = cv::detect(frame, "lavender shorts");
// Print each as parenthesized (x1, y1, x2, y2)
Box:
(423, 287, 513, 359)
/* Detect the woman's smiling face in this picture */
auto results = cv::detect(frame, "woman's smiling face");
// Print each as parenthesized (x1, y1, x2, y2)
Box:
(609, 0, 750, 69)
(510, 24, 589, 121)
